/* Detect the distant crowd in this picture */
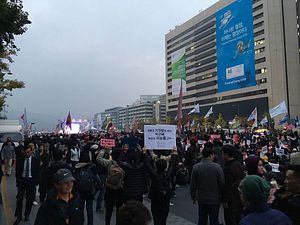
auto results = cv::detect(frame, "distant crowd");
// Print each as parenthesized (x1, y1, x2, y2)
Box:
(0, 128, 299, 225)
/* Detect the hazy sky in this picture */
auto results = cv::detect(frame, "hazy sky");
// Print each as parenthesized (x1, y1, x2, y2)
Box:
(8, 0, 218, 119)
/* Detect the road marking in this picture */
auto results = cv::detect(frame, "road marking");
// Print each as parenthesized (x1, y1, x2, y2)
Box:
(2, 176, 14, 225)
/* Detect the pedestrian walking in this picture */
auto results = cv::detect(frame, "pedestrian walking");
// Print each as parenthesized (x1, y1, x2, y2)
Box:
(190, 147, 224, 225)
(74, 152, 101, 225)
(13, 145, 40, 225)
(222, 145, 245, 225)
(97, 147, 125, 225)
(1, 140, 16, 176)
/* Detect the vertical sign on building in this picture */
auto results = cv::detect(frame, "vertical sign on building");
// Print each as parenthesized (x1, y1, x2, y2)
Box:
(171, 48, 187, 95)
(216, 0, 256, 92)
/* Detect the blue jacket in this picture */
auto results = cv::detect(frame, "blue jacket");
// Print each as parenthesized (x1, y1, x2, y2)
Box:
(240, 203, 292, 225)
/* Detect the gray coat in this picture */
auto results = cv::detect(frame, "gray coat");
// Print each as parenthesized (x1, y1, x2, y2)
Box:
(190, 158, 225, 205)
(1, 145, 15, 160)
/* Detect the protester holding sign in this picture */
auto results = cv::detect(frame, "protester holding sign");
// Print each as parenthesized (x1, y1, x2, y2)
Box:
(143, 146, 178, 225)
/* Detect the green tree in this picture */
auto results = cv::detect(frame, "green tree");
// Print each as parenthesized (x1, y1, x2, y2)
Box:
(0, 0, 31, 111)
(214, 113, 226, 128)
(202, 117, 211, 128)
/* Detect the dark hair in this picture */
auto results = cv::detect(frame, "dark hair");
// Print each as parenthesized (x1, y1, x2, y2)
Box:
(202, 147, 215, 158)
(265, 164, 272, 172)
(79, 151, 91, 163)
(204, 142, 213, 149)
(156, 159, 167, 172)
(53, 150, 64, 161)
(116, 201, 151, 225)
(222, 145, 236, 158)
(190, 138, 197, 146)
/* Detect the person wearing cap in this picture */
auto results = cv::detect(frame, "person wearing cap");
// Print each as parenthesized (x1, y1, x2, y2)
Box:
(239, 175, 292, 225)
(190, 147, 224, 225)
(272, 163, 300, 224)
(34, 168, 84, 225)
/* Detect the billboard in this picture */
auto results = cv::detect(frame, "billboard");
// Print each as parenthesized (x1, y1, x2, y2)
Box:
(216, 0, 256, 92)
(171, 48, 186, 95)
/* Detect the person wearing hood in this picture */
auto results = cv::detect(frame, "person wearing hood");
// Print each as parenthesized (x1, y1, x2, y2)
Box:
(245, 156, 265, 177)
(34, 168, 84, 225)
(74, 152, 100, 225)
(239, 175, 292, 225)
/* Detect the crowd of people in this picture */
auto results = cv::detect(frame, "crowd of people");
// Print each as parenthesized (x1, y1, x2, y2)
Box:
(0, 128, 299, 225)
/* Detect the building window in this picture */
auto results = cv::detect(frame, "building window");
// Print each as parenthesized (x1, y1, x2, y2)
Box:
(255, 57, 266, 64)
(255, 38, 265, 46)
(253, 12, 264, 21)
(257, 78, 267, 84)
(255, 47, 265, 54)
(254, 29, 264, 37)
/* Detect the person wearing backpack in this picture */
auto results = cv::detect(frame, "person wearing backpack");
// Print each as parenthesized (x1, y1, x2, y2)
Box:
(143, 146, 178, 225)
(74, 152, 101, 225)
(96, 147, 125, 225)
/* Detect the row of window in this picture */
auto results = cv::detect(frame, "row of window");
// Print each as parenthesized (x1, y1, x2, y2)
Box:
(168, 89, 267, 110)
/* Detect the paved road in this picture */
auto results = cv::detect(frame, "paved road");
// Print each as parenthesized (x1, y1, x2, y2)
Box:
(1, 172, 224, 225)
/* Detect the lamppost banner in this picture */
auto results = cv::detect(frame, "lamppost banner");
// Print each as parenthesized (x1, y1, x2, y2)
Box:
(171, 48, 186, 95)
(216, 0, 256, 92)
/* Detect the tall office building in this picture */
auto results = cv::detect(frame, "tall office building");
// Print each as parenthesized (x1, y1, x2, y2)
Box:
(165, 0, 300, 124)
(119, 95, 166, 129)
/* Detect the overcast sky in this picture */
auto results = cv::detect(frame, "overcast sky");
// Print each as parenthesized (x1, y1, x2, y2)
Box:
(8, 0, 218, 119)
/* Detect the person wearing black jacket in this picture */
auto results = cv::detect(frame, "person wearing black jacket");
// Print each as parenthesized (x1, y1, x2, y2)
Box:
(14, 145, 40, 225)
(222, 145, 245, 225)
(185, 138, 200, 181)
(34, 168, 84, 225)
(118, 148, 148, 203)
(74, 152, 101, 225)
(43, 150, 72, 196)
(144, 146, 178, 225)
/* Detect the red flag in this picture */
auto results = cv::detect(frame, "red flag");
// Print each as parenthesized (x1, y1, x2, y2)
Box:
(66, 111, 72, 129)
(176, 79, 183, 133)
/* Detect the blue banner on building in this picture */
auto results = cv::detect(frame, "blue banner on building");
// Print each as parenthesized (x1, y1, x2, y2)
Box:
(216, 0, 256, 93)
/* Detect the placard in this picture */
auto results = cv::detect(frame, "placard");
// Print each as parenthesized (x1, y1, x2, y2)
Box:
(276, 148, 285, 156)
(269, 163, 280, 172)
(100, 139, 116, 147)
(262, 146, 268, 154)
(144, 125, 176, 150)
(210, 135, 221, 142)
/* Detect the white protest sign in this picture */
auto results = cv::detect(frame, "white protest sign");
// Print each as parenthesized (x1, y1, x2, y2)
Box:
(144, 125, 176, 150)
(276, 148, 285, 156)
(262, 146, 268, 154)
(269, 163, 280, 172)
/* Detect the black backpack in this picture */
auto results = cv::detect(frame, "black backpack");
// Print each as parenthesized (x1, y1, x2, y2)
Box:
(75, 167, 95, 194)
(149, 173, 172, 200)
(176, 167, 189, 185)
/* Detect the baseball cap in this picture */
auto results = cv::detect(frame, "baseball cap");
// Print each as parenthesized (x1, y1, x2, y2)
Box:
(54, 168, 75, 183)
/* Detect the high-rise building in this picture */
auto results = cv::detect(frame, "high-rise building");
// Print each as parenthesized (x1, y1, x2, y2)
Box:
(119, 95, 166, 130)
(165, 0, 300, 124)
